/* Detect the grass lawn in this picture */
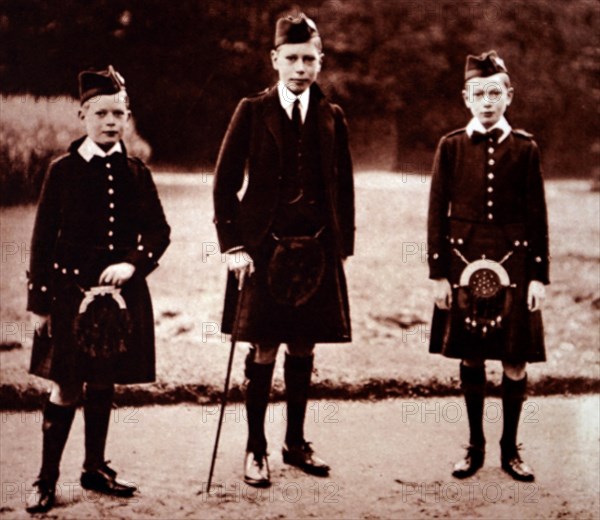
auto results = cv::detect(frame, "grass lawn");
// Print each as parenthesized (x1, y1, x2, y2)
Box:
(1, 173, 599, 404)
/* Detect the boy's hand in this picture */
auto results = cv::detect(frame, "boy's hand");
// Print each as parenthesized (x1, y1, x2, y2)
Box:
(527, 280, 546, 312)
(31, 313, 51, 337)
(227, 250, 255, 290)
(433, 278, 452, 310)
(99, 262, 136, 286)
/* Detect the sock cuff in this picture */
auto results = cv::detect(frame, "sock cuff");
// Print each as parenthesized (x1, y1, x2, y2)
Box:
(84, 386, 115, 404)
(45, 401, 77, 420)
(502, 373, 527, 398)
(460, 363, 486, 386)
(284, 353, 314, 372)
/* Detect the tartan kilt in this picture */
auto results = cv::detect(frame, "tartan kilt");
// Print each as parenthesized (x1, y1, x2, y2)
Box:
(29, 270, 156, 385)
(429, 222, 546, 363)
(221, 235, 351, 344)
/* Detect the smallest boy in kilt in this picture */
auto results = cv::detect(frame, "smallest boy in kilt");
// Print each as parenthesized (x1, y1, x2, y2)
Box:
(427, 51, 549, 482)
(25, 66, 170, 513)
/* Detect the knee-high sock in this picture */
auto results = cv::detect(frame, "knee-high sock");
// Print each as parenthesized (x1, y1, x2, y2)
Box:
(40, 400, 76, 483)
(284, 354, 313, 447)
(500, 373, 527, 456)
(245, 352, 275, 455)
(83, 386, 114, 471)
(460, 363, 486, 449)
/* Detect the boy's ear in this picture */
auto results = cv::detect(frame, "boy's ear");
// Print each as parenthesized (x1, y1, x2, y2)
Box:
(506, 87, 514, 106)
(270, 49, 279, 71)
(461, 89, 470, 108)
(78, 107, 86, 121)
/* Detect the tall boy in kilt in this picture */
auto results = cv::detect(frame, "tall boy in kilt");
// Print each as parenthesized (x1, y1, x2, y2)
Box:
(25, 66, 170, 513)
(213, 13, 354, 487)
(428, 51, 549, 482)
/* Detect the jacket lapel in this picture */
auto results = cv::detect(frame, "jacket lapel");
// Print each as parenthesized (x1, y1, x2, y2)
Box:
(263, 86, 284, 167)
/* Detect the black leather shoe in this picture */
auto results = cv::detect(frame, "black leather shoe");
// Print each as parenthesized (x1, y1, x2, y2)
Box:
(282, 441, 330, 477)
(244, 451, 271, 487)
(25, 479, 56, 514)
(80, 463, 137, 497)
(501, 449, 535, 482)
(452, 446, 485, 479)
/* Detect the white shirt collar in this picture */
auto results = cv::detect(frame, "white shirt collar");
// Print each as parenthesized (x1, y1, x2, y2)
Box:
(277, 82, 310, 123)
(465, 116, 512, 143)
(78, 136, 123, 162)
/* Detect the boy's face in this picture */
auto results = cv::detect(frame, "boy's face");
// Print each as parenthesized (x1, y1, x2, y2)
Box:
(79, 94, 130, 150)
(271, 41, 323, 95)
(462, 73, 514, 128)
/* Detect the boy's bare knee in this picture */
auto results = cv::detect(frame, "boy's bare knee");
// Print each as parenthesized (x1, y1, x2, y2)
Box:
(502, 362, 527, 380)
(286, 342, 315, 358)
(253, 343, 279, 364)
(49, 382, 83, 406)
(462, 358, 485, 369)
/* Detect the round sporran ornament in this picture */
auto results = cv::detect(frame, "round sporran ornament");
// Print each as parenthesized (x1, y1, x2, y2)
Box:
(457, 259, 513, 337)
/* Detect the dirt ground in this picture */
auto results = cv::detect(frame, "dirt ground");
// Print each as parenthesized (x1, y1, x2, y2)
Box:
(1, 395, 598, 519)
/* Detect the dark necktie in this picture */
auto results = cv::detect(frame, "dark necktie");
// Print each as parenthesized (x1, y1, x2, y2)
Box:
(292, 99, 302, 135)
(472, 128, 503, 143)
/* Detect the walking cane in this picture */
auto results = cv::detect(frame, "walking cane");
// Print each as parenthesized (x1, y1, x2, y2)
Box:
(201, 272, 246, 495)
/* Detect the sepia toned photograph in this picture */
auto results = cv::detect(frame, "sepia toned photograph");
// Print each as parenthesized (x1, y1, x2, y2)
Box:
(1, 1, 598, 518)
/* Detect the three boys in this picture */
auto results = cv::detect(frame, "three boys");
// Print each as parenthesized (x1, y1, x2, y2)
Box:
(23, 18, 549, 517)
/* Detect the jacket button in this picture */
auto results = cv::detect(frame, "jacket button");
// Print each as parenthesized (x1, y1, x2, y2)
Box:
(108, 188, 114, 195)
(487, 213, 494, 220)
(487, 186, 493, 193)
(487, 173, 494, 180)
(106, 163, 112, 169)
(487, 200, 493, 207)
(108, 174, 114, 181)
(108, 244, 114, 250)
(457, 238, 464, 245)
(488, 147, 494, 154)
(488, 159, 495, 166)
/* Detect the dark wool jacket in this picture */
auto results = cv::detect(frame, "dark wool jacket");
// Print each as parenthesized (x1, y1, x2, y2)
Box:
(213, 83, 355, 258)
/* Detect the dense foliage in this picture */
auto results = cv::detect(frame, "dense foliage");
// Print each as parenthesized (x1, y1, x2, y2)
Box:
(1, 0, 598, 174)
(0, 96, 151, 205)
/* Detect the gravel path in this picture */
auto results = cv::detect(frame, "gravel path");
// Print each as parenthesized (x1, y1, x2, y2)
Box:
(1, 395, 598, 519)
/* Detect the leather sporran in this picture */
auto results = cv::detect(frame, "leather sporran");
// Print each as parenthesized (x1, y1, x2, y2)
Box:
(456, 260, 513, 338)
(73, 286, 131, 359)
(267, 235, 326, 307)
